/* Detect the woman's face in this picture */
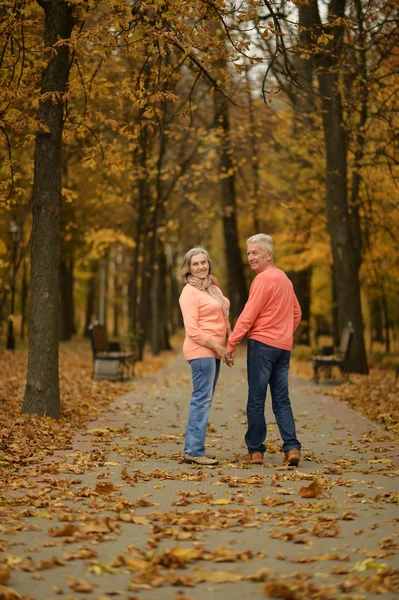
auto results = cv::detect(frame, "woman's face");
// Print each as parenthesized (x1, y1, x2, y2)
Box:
(189, 253, 210, 279)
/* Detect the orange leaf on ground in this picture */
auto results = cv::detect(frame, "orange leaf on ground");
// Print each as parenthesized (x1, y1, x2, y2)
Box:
(299, 477, 325, 498)
(0, 566, 10, 585)
(68, 577, 97, 593)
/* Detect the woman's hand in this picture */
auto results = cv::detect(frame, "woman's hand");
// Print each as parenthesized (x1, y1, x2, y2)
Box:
(217, 345, 228, 360)
(205, 336, 228, 360)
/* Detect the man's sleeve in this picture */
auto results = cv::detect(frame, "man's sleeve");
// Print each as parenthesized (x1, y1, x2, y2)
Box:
(227, 278, 267, 351)
(179, 290, 210, 346)
(293, 292, 302, 332)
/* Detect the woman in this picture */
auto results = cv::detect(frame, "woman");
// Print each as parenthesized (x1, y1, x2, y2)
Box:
(179, 247, 230, 465)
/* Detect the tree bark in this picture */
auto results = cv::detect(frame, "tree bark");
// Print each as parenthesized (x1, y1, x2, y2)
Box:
(84, 265, 97, 338)
(20, 260, 28, 341)
(370, 298, 384, 344)
(59, 255, 74, 341)
(214, 90, 247, 321)
(287, 269, 311, 345)
(331, 264, 340, 347)
(22, 0, 75, 417)
(299, 0, 368, 374)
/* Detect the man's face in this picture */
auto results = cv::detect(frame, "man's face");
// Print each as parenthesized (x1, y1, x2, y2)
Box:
(189, 253, 210, 279)
(247, 243, 272, 274)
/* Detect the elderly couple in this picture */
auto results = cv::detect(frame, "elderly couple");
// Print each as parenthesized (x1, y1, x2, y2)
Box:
(179, 234, 302, 467)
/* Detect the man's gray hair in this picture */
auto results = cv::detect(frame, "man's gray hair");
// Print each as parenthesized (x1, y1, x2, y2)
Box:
(247, 234, 274, 254)
(180, 246, 212, 281)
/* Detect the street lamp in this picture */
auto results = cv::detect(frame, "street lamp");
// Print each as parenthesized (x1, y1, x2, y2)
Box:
(6, 217, 20, 351)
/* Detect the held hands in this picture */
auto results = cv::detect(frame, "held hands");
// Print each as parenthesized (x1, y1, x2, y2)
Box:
(215, 344, 235, 367)
(224, 349, 235, 367)
(205, 337, 235, 366)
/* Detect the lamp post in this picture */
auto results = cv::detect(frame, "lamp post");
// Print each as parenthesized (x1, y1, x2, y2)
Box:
(6, 217, 20, 351)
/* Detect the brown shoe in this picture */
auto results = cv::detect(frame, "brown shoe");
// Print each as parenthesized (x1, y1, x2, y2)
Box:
(243, 452, 264, 465)
(283, 449, 300, 466)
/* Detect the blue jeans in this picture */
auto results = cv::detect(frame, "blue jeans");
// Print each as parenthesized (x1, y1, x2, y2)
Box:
(184, 358, 221, 456)
(246, 339, 301, 454)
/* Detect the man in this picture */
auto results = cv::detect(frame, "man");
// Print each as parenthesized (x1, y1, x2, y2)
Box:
(226, 234, 302, 466)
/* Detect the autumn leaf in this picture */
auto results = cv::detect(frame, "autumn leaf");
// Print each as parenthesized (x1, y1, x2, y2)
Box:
(299, 477, 326, 498)
(263, 580, 297, 599)
(261, 496, 284, 507)
(36, 556, 65, 570)
(48, 523, 78, 537)
(94, 481, 115, 495)
(67, 577, 97, 593)
(194, 568, 244, 583)
(0, 585, 23, 600)
(0, 567, 10, 585)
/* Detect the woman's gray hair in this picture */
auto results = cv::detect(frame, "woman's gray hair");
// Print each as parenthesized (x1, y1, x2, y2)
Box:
(247, 233, 274, 255)
(180, 246, 212, 281)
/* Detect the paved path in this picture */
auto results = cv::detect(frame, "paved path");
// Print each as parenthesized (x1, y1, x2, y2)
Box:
(1, 350, 399, 600)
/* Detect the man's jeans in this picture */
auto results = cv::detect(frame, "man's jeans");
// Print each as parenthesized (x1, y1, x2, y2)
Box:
(246, 339, 301, 454)
(184, 358, 220, 456)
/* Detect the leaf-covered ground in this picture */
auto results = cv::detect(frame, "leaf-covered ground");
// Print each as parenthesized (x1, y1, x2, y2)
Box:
(0, 341, 175, 491)
(291, 358, 399, 435)
(0, 346, 398, 600)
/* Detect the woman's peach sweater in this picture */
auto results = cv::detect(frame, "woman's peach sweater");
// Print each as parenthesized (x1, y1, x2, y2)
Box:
(227, 267, 301, 352)
(179, 284, 230, 360)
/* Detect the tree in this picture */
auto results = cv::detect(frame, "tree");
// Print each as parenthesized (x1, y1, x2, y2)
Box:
(22, 0, 75, 417)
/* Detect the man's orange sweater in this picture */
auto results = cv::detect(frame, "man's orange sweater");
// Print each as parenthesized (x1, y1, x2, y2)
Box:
(227, 267, 301, 352)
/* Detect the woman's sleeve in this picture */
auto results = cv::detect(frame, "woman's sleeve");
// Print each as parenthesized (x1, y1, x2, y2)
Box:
(179, 289, 210, 346)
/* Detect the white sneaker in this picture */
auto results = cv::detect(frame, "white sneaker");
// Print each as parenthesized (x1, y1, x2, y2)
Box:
(184, 454, 218, 465)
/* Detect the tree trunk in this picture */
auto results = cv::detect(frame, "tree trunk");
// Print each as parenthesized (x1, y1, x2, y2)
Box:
(113, 272, 119, 338)
(137, 239, 152, 361)
(214, 90, 247, 321)
(84, 266, 97, 338)
(319, 71, 368, 372)
(22, 0, 75, 417)
(59, 255, 74, 341)
(129, 130, 148, 353)
(20, 260, 28, 341)
(331, 264, 340, 347)
(299, 0, 368, 374)
(160, 247, 172, 351)
(381, 290, 390, 353)
(369, 298, 383, 344)
(169, 250, 182, 331)
(287, 269, 311, 345)
(150, 243, 171, 354)
(246, 75, 260, 232)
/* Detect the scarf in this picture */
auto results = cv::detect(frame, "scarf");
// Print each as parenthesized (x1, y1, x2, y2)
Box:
(187, 274, 230, 320)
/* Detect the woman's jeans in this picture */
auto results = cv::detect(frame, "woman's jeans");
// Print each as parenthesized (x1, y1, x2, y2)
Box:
(184, 357, 221, 456)
(246, 339, 301, 454)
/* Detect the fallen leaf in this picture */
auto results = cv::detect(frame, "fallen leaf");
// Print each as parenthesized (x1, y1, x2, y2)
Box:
(37, 556, 65, 570)
(68, 576, 97, 593)
(0, 567, 10, 585)
(299, 477, 326, 498)
(0, 585, 22, 600)
(95, 482, 115, 495)
(194, 568, 244, 583)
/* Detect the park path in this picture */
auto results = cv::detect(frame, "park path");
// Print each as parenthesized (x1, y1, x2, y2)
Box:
(1, 350, 399, 600)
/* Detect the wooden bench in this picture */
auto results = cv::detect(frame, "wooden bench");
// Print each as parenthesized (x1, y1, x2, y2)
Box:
(313, 322, 354, 384)
(89, 324, 135, 381)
